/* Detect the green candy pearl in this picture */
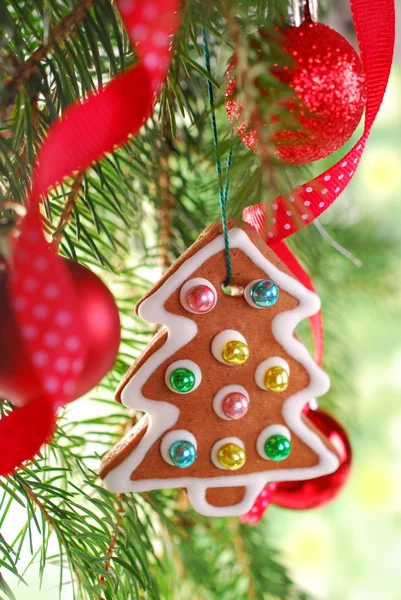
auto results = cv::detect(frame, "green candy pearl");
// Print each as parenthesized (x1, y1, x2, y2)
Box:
(170, 367, 196, 393)
(264, 434, 291, 461)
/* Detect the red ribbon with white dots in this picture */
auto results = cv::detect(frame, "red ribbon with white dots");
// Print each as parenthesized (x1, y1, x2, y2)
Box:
(0, 0, 180, 476)
(242, 0, 395, 524)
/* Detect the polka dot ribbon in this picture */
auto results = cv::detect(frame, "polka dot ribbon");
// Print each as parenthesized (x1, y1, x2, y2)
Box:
(242, 0, 395, 524)
(241, 484, 278, 525)
(243, 0, 395, 242)
(0, 0, 180, 476)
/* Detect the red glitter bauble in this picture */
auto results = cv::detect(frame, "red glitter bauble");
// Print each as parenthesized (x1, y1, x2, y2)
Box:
(0, 260, 120, 407)
(271, 409, 352, 510)
(225, 21, 366, 164)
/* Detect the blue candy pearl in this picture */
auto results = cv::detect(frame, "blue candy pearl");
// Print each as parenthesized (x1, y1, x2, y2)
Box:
(250, 280, 279, 307)
(169, 440, 197, 468)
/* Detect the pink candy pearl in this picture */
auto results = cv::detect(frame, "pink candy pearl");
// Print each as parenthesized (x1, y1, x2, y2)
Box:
(222, 392, 249, 420)
(186, 285, 216, 313)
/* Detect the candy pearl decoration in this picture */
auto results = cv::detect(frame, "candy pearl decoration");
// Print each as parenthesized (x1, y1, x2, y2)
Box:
(264, 434, 291, 461)
(211, 436, 245, 470)
(249, 280, 279, 308)
(222, 341, 250, 365)
(180, 277, 217, 314)
(222, 392, 249, 420)
(213, 385, 250, 421)
(218, 443, 246, 470)
(169, 440, 197, 468)
(264, 366, 289, 392)
(187, 285, 216, 313)
(160, 430, 197, 466)
(165, 360, 202, 394)
(170, 367, 196, 393)
(212, 330, 249, 366)
(255, 357, 290, 391)
(256, 424, 291, 460)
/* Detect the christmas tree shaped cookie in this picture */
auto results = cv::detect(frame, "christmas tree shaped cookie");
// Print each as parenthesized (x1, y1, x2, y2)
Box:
(100, 220, 339, 517)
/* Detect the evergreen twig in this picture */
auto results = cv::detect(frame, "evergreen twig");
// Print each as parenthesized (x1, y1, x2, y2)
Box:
(52, 172, 84, 249)
(2, 0, 96, 109)
(159, 155, 174, 271)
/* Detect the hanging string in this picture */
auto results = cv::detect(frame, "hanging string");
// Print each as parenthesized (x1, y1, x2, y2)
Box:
(202, 26, 233, 286)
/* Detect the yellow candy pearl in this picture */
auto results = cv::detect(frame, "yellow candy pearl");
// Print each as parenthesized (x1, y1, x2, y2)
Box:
(264, 366, 289, 392)
(217, 443, 246, 470)
(221, 341, 250, 365)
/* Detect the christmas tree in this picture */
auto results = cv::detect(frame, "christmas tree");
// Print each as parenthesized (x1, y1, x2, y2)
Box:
(100, 220, 339, 516)
(0, 0, 396, 598)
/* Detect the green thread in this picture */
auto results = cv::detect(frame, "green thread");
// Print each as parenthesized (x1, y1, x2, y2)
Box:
(202, 26, 233, 286)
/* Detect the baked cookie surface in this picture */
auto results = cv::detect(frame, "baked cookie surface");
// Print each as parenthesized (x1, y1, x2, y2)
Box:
(100, 220, 339, 517)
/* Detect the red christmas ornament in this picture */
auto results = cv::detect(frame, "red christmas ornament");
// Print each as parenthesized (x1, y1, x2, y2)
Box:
(225, 21, 366, 165)
(241, 408, 351, 523)
(271, 408, 352, 510)
(0, 259, 120, 407)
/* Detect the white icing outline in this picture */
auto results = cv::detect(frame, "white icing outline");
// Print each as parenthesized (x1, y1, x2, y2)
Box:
(255, 357, 290, 391)
(160, 430, 197, 466)
(211, 330, 249, 366)
(213, 385, 250, 421)
(211, 437, 246, 470)
(165, 360, 202, 394)
(256, 424, 291, 459)
(104, 227, 339, 518)
(244, 279, 279, 309)
(179, 277, 217, 314)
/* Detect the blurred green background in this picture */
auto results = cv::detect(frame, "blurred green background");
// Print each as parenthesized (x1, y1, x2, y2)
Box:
(4, 37, 401, 600)
(274, 65, 401, 600)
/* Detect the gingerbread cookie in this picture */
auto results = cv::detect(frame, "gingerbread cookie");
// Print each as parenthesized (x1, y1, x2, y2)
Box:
(99, 220, 339, 517)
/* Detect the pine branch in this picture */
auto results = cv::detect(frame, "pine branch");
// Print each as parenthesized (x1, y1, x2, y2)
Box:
(2, 0, 96, 109)
(97, 493, 125, 599)
(159, 155, 174, 271)
(52, 172, 84, 249)
(228, 518, 256, 599)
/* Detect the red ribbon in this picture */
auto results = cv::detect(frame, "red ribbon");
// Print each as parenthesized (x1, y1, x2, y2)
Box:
(0, 0, 180, 476)
(242, 0, 395, 523)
